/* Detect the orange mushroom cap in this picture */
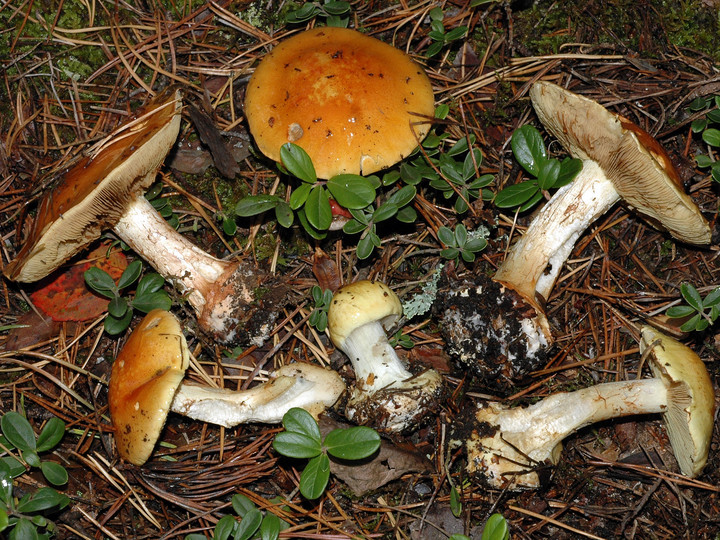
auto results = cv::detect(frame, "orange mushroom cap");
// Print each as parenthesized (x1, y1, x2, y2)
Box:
(108, 309, 189, 466)
(245, 27, 435, 179)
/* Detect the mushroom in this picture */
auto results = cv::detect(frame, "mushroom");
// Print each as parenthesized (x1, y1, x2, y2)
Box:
(493, 81, 712, 344)
(326, 280, 442, 432)
(3, 88, 286, 346)
(244, 27, 435, 179)
(108, 309, 346, 466)
(462, 326, 715, 490)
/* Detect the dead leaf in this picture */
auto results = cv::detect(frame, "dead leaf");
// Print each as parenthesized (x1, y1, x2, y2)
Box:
(313, 247, 342, 292)
(30, 243, 127, 322)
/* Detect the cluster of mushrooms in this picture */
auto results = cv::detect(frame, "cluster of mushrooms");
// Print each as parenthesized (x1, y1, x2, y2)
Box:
(2, 27, 715, 488)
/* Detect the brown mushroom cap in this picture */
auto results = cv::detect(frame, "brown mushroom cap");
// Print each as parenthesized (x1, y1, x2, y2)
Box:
(4, 88, 182, 282)
(245, 27, 435, 179)
(108, 309, 188, 465)
(529, 81, 711, 245)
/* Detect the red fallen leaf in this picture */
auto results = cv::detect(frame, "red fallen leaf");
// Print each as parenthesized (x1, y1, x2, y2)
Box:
(30, 244, 128, 322)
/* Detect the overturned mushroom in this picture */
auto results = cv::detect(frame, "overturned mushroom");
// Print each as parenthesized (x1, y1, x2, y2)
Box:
(3, 88, 286, 346)
(245, 27, 435, 179)
(494, 81, 711, 343)
(461, 326, 715, 490)
(326, 280, 442, 432)
(108, 309, 345, 466)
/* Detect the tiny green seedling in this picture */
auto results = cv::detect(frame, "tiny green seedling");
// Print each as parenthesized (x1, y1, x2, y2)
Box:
(438, 223, 488, 264)
(184, 493, 289, 540)
(447, 514, 510, 540)
(495, 124, 581, 211)
(0, 411, 69, 539)
(666, 282, 720, 332)
(426, 7, 468, 58)
(308, 285, 333, 332)
(84, 259, 172, 334)
(272, 408, 380, 499)
(688, 95, 720, 183)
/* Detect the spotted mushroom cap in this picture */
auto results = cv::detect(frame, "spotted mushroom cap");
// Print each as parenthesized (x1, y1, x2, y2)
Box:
(108, 309, 189, 466)
(245, 27, 435, 179)
(326, 280, 402, 351)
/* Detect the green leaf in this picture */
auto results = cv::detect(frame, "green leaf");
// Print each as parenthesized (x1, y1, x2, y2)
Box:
(680, 283, 704, 311)
(107, 296, 128, 318)
(40, 462, 67, 487)
(104, 309, 133, 335)
(323, 1, 350, 15)
(536, 159, 561, 191)
(213, 515, 236, 540)
(135, 273, 165, 297)
(396, 205, 417, 223)
(23, 451, 40, 468)
(372, 201, 399, 223)
(35, 418, 64, 453)
(494, 181, 539, 208)
(222, 216, 237, 236)
(702, 128, 720, 147)
(9, 518, 37, 540)
(707, 108, 720, 124)
(83, 267, 117, 298)
(445, 25, 468, 41)
(437, 226, 456, 247)
(386, 185, 417, 208)
(299, 454, 330, 499)
(1, 456, 26, 478)
(511, 124, 546, 176)
(342, 218, 367, 235)
(117, 260, 142, 290)
(296, 208, 327, 240)
(0, 507, 7, 532)
(556, 157, 582, 187)
(327, 175, 376, 209)
(435, 104, 450, 119)
(132, 291, 172, 313)
(281, 407, 321, 440)
(260, 513, 281, 540)
(275, 201, 294, 228)
(305, 185, 332, 230)
(235, 195, 279, 217)
(691, 118, 708, 133)
(235, 508, 263, 540)
(280, 143, 317, 183)
(16, 487, 69, 513)
(482, 513, 510, 540)
(447, 135, 475, 157)
(324, 426, 380, 460)
(2, 413, 36, 453)
(450, 484, 462, 517)
(231, 494, 256, 517)
(695, 154, 713, 168)
(273, 432, 322, 459)
(454, 224, 468, 246)
(425, 41, 444, 58)
(449, 536, 472, 540)
(356, 233, 376, 259)
(703, 287, 720, 307)
(289, 183, 312, 210)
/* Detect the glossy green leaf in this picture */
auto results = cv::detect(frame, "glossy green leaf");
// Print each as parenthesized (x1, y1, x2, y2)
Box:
(107, 296, 128, 318)
(327, 175, 376, 208)
(702, 128, 720, 147)
(83, 267, 117, 298)
(445, 25, 468, 41)
(273, 432, 322, 459)
(373, 201, 398, 222)
(703, 287, 720, 307)
(437, 226, 455, 246)
(222, 216, 237, 236)
(493, 181, 538, 208)
(131, 291, 171, 313)
(435, 104, 450, 119)
(482, 513, 510, 540)
(680, 283, 704, 311)
(0, 507, 7, 532)
(666, 305, 697, 318)
(23, 451, 40, 468)
(281, 407, 321, 440)
(235, 195, 279, 217)
(289, 183, 312, 210)
(519, 190, 544, 212)
(1, 456, 26, 478)
(536, 158, 561, 191)
(296, 208, 327, 240)
(104, 309, 133, 335)
(386, 185, 417, 208)
(117, 260, 142, 290)
(1, 413, 36, 453)
(275, 201, 294, 228)
(356, 233, 376, 259)
(695, 154, 713, 168)
(396, 205, 417, 223)
(556, 157, 582, 187)
(231, 493, 255, 517)
(234, 508, 262, 540)
(16, 487, 69, 513)
(135, 273, 164, 297)
(299, 454, 330, 499)
(213, 515, 236, 540)
(280, 143, 317, 183)
(511, 124, 546, 176)
(707, 109, 720, 124)
(35, 419, 64, 453)
(342, 219, 366, 235)
(40, 462, 67, 487)
(260, 513, 281, 540)
(324, 427, 380, 460)
(323, 1, 351, 15)
(10, 518, 37, 540)
(305, 185, 332, 230)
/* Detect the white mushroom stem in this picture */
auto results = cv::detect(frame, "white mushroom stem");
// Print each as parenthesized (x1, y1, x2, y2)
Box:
(468, 377, 673, 489)
(339, 321, 442, 432)
(494, 160, 618, 323)
(170, 364, 345, 428)
(113, 196, 235, 315)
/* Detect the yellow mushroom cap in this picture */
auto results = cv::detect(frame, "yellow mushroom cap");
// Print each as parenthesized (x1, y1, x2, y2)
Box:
(245, 27, 435, 179)
(326, 280, 402, 350)
(640, 325, 716, 477)
(108, 310, 189, 466)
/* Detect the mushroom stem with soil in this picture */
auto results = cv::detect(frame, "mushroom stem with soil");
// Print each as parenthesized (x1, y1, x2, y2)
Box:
(3, 88, 285, 346)
(493, 81, 711, 343)
(326, 280, 442, 432)
(463, 326, 715, 490)
(109, 309, 345, 466)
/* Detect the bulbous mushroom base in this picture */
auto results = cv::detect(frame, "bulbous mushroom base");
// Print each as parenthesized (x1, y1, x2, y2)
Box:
(435, 274, 549, 393)
(199, 260, 291, 347)
(346, 369, 443, 433)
